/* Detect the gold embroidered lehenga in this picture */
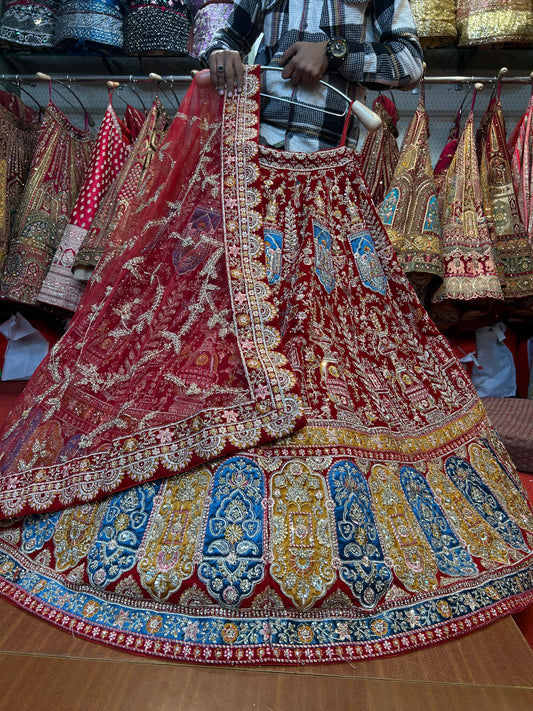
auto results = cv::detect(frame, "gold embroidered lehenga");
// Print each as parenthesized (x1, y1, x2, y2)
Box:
(0, 68, 532, 666)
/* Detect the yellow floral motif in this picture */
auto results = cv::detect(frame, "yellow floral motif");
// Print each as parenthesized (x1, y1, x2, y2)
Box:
(138, 468, 211, 601)
(221, 622, 239, 644)
(54, 501, 107, 571)
(270, 460, 336, 610)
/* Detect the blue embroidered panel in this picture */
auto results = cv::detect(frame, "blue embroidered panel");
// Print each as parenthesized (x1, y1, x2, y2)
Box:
(198, 456, 265, 607)
(264, 228, 283, 284)
(423, 195, 441, 233)
(87, 482, 161, 588)
(400, 465, 477, 577)
(377, 187, 399, 227)
(329, 460, 392, 608)
(22, 511, 61, 554)
(445, 456, 528, 551)
(314, 223, 336, 294)
(349, 232, 387, 296)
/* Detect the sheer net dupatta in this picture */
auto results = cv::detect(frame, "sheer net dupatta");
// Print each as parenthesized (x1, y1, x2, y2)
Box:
(0, 68, 306, 519)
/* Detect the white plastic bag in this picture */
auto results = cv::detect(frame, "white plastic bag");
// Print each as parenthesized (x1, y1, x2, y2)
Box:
(0, 312, 49, 381)
(470, 322, 516, 398)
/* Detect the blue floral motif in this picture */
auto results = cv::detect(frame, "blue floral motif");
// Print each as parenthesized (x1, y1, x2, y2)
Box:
(445, 457, 528, 551)
(197, 456, 265, 607)
(314, 223, 336, 293)
(377, 187, 399, 226)
(329, 460, 392, 608)
(21, 511, 61, 553)
(87, 482, 161, 588)
(423, 195, 441, 233)
(349, 232, 387, 295)
(400, 466, 477, 577)
(264, 228, 283, 284)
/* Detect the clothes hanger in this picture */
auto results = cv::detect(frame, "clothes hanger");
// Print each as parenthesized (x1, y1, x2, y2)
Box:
(193, 66, 382, 132)
(35, 71, 95, 127)
(11, 76, 46, 117)
(127, 76, 147, 114)
(149, 73, 181, 110)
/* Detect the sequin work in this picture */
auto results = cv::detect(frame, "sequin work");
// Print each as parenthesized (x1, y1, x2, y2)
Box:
(0, 68, 531, 666)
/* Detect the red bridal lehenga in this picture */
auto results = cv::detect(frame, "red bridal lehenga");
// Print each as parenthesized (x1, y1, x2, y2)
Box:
(0, 67, 532, 666)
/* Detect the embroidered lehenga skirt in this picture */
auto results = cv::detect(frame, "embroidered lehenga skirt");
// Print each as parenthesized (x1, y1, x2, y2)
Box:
(0, 67, 532, 666)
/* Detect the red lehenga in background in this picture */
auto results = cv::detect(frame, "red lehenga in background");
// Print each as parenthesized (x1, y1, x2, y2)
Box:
(0, 67, 532, 666)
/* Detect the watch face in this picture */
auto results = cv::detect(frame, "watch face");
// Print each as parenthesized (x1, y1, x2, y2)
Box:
(330, 38, 347, 58)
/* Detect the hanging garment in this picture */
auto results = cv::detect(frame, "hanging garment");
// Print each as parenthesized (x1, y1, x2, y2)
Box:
(72, 99, 169, 279)
(377, 91, 443, 309)
(431, 104, 504, 331)
(187, 0, 233, 58)
(0, 67, 532, 666)
(0, 89, 40, 272)
(0, 0, 59, 47)
(508, 91, 533, 248)
(409, 0, 457, 48)
(0, 101, 93, 306)
(37, 99, 134, 313)
(123, 0, 191, 54)
(434, 108, 462, 216)
(477, 94, 533, 320)
(456, 0, 533, 46)
(53, 0, 125, 51)
(359, 94, 400, 207)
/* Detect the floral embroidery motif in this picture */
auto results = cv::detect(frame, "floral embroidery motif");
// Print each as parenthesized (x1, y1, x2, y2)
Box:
(329, 460, 392, 608)
(399, 465, 477, 577)
(87, 483, 160, 588)
(445, 456, 528, 551)
(22, 511, 60, 553)
(197, 456, 265, 607)
(270, 460, 335, 610)
(138, 468, 211, 601)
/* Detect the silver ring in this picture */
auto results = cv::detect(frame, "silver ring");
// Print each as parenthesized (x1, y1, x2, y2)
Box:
(217, 65, 224, 72)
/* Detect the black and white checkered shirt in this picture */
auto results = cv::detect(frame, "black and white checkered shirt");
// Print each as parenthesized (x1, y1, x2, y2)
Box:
(201, 0, 424, 151)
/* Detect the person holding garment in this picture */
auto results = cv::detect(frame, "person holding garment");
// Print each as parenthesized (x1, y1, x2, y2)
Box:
(201, 0, 424, 151)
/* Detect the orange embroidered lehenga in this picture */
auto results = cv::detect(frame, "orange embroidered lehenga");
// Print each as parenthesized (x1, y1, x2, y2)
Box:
(0, 68, 532, 666)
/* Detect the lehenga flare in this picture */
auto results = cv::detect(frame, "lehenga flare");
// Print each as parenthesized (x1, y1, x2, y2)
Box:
(0, 67, 532, 666)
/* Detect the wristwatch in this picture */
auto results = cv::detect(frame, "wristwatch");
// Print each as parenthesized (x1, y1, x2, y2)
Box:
(325, 37, 348, 70)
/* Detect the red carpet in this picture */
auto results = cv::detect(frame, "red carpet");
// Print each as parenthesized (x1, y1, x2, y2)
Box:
(1, 380, 533, 650)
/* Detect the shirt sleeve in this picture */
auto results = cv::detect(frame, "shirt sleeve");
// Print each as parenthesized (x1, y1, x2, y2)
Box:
(340, 0, 424, 90)
(199, 0, 264, 66)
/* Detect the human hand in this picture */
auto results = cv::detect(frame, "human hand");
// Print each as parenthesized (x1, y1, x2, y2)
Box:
(208, 49, 244, 97)
(280, 41, 329, 87)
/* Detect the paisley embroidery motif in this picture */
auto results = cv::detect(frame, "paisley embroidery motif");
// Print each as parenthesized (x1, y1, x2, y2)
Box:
(369, 464, 438, 592)
(87, 482, 160, 588)
(445, 456, 528, 551)
(197, 456, 265, 607)
(426, 460, 511, 565)
(138, 468, 211, 601)
(314, 223, 336, 293)
(349, 232, 387, 295)
(329, 460, 392, 608)
(399, 465, 477, 577)
(270, 460, 335, 610)
(22, 511, 61, 553)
